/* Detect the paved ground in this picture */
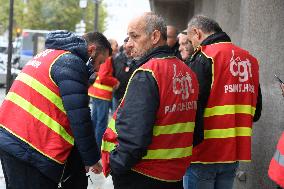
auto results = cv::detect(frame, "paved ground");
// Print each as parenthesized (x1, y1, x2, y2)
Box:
(0, 87, 114, 189)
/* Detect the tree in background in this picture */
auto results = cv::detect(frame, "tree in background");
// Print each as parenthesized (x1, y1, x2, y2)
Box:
(0, 0, 107, 35)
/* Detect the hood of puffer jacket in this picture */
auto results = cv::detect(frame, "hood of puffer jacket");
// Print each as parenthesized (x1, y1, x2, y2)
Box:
(45, 30, 89, 63)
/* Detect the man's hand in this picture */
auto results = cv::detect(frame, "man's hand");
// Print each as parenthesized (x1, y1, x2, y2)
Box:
(113, 81, 120, 90)
(85, 162, 102, 174)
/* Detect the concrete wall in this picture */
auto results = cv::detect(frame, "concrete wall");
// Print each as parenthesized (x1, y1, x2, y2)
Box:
(150, 0, 284, 188)
(149, 0, 194, 30)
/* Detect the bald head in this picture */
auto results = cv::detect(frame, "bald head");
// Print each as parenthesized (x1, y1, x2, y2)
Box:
(126, 12, 167, 60)
(167, 25, 178, 48)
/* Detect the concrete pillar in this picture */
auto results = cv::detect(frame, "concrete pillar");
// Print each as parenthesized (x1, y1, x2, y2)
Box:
(234, 0, 284, 188)
(149, 0, 194, 30)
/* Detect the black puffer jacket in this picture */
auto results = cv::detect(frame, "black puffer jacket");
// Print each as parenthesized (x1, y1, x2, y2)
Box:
(0, 31, 99, 182)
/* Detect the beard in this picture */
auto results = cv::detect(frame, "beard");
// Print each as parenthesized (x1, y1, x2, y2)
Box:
(132, 47, 153, 61)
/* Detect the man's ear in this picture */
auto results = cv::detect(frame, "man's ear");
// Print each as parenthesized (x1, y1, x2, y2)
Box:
(88, 44, 97, 55)
(194, 28, 203, 41)
(152, 30, 161, 45)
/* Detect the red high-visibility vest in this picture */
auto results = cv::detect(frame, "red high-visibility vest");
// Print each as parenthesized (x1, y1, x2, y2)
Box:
(0, 49, 74, 164)
(101, 57, 199, 181)
(268, 132, 284, 187)
(191, 42, 259, 163)
(88, 57, 117, 101)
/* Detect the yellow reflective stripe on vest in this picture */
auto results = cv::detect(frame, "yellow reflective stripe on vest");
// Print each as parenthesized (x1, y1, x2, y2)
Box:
(16, 73, 65, 113)
(153, 122, 195, 136)
(142, 146, 192, 160)
(101, 140, 116, 152)
(108, 118, 117, 134)
(6, 92, 74, 145)
(204, 105, 256, 117)
(204, 127, 252, 139)
(94, 83, 113, 92)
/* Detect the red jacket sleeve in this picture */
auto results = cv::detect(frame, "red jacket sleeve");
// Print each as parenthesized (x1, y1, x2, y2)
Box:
(97, 57, 119, 87)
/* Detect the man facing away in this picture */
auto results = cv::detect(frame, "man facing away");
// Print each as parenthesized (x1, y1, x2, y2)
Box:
(0, 31, 112, 189)
(101, 12, 199, 189)
(183, 15, 262, 189)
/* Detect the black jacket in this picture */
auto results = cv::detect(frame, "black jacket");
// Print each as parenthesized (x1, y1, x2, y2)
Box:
(0, 31, 99, 182)
(187, 32, 262, 145)
(109, 46, 173, 175)
(112, 52, 136, 101)
(170, 41, 182, 60)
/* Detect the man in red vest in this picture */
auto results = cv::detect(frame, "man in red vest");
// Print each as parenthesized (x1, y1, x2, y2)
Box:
(101, 12, 199, 189)
(268, 83, 284, 188)
(183, 15, 262, 189)
(0, 31, 111, 189)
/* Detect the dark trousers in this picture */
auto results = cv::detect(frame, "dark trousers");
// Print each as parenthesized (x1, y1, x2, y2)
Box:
(0, 148, 88, 189)
(59, 147, 88, 189)
(0, 150, 58, 189)
(111, 171, 183, 189)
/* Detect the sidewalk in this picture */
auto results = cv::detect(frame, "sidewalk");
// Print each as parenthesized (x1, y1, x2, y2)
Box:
(0, 164, 5, 189)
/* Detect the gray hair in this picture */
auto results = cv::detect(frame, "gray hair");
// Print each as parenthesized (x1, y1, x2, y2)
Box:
(188, 15, 223, 34)
(144, 12, 167, 41)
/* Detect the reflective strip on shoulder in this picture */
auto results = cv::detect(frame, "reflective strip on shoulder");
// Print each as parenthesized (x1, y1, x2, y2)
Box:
(204, 127, 252, 139)
(274, 149, 284, 167)
(142, 146, 192, 160)
(204, 105, 256, 117)
(153, 122, 195, 136)
(5, 92, 74, 145)
(16, 73, 65, 113)
(94, 83, 113, 92)
(101, 140, 116, 152)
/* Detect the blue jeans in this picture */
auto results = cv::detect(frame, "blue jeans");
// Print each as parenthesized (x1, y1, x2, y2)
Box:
(183, 162, 239, 189)
(112, 97, 120, 114)
(91, 98, 110, 152)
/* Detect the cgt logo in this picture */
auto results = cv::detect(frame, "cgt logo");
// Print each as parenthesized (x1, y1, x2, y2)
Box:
(230, 50, 252, 82)
(172, 64, 194, 100)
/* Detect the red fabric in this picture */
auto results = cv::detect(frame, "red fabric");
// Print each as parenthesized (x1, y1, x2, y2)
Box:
(97, 57, 118, 87)
(268, 132, 284, 187)
(269, 159, 284, 188)
(88, 57, 118, 100)
(102, 57, 199, 181)
(192, 42, 259, 163)
(0, 49, 73, 163)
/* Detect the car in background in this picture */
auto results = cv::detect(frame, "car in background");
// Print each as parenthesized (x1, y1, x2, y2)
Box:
(18, 29, 49, 69)
(0, 58, 21, 88)
(0, 42, 20, 67)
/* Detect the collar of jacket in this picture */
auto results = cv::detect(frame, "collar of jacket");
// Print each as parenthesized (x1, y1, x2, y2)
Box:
(201, 31, 231, 46)
(189, 32, 231, 61)
(135, 45, 174, 68)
